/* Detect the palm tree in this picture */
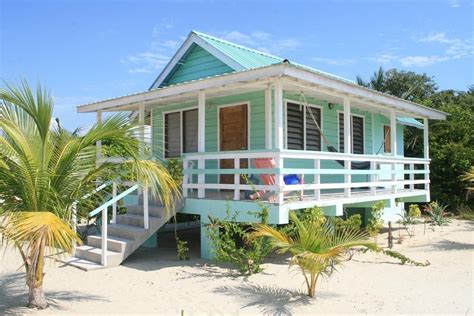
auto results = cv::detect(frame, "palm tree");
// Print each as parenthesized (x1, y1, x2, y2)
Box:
(250, 212, 377, 298)
(356, 66, 385, 91)
(0, 81, 180, 309)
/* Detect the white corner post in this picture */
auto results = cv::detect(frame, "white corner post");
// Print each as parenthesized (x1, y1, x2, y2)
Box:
(138, 104, 145, 158)
(264, 85, 273, 149)
(138, 104, 148, 229)
(423, 117, 430, 197)
(198, 92, 206, 199)
(96, 111, 102, 167)
(390, 109, 398, 194)
(343, 97, 352, 198)
(101, 207, 108, 266)
(274, 79, 284, 205)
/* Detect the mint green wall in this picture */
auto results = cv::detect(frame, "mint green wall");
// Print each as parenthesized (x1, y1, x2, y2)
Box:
(162, 44, 234, 87)
(151, 90, 406, 193)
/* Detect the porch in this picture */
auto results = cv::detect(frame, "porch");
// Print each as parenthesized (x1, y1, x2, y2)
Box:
(181, 148, 430, 223)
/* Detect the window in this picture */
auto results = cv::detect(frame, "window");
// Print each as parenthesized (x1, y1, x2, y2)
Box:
(338, 113, 364, 154)
(164, 109, 198, 158)
(286, 102, 322, 151)
(383, 125, 391, 153)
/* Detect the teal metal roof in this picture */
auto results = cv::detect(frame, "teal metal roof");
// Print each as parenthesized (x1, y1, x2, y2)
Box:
(397, 117, 424, 129)
(193, 31, 283, 69)
(193, 31, 355, 84)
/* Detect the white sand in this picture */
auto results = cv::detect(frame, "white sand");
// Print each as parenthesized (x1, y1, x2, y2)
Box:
(1, 220, 473, 315)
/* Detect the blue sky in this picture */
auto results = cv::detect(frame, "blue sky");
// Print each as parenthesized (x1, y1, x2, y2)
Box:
(1, 0, 473, 130)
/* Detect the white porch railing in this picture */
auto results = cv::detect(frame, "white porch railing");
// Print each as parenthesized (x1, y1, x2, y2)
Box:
(182, 149, 430, 204)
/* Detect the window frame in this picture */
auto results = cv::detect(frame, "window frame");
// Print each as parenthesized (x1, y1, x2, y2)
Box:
(284, 99, 324, 151)
(162, 106, 198, 159)
(337, 111, 366, 154)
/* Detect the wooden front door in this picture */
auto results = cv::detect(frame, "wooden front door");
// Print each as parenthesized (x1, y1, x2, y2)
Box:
(219, 104, 248, 184)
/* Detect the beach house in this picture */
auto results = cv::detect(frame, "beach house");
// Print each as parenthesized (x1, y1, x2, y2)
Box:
(70, 31, 447, 270)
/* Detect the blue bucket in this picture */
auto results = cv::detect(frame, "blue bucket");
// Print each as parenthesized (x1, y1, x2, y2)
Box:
(284, 174, 300, 185)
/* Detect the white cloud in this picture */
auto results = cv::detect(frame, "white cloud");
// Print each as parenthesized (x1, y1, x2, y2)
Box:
(448, 0, 460, 7)
(372, 32, 473, 68)
(312, 57, 356, 66)
(219, 30, 300, 55)
(399, 55, 449, 67)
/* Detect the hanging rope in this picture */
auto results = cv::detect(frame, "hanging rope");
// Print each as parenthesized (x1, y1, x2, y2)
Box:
(297, 91, 389, 170)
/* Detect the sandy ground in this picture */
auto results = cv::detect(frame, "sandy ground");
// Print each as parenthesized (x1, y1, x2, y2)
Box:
(1, 219, 473, 315)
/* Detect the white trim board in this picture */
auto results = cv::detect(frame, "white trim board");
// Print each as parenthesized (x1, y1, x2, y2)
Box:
(78, 63, 448, 120)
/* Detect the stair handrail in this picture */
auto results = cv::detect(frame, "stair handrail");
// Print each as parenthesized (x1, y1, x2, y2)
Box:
(87, 183, 139, 267)
(71, 180, 113, 255)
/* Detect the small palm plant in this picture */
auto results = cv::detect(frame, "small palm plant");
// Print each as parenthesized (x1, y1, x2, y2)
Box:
(0, 81, 179, 308)
(250, 212, 377, 298)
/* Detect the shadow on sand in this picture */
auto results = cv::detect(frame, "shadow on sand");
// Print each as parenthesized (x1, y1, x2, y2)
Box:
(214, 283, 338, 315)
(0, 272, 106, 314)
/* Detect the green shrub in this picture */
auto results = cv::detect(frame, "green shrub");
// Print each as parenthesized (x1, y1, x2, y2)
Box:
(176, 237, 190, 260)
(166, 158, 183, 186)
(366, 201, 385, 242)
(206, 205, 272, 275)
(409, 204, 422, 218)
(280, 207, 326, 238)
(424, 201, 451, 226)
(333, 214, 362, 231)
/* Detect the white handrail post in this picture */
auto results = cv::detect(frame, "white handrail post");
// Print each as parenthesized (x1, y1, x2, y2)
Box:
(264, 85, 273, 149)
(409, 163, 415, 191)
(96, 111, 102, 168)
(343, 98, 351, 198)
(143, 184, 149, 229)
(314, 159, 320, 200)
(390, 110, 398, 194)
(233, 158, 240, 200)
(198, 92, 206, 199)
(423, 117, 430, 194)
(275, 153, 284, 205)
(72, 202, 77, 256)
(274, 79, 284, 150)
(112, 181, 117, 224)
(101, 207, 107, 266)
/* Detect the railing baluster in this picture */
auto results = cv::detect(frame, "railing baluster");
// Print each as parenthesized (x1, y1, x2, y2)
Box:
(182, 159, 188, 198)
(198, 158, 205, 198)
(314, 159, 320, 200)
(101, 207, 107, 266)
(143, 184, 149, 229)
(344, 160, 351, 198)
(391, 162, 398, 194)
(112, 181, 117, 224)
(233, 158, 240, 201)
(409, 163, 415, 191)
(370, 161, 376, 195)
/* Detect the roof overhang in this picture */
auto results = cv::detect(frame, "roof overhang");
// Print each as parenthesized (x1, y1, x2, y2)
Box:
(77, 63, 448, 120)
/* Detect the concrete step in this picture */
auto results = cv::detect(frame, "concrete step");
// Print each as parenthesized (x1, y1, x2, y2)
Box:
(116, 214, 162, 227)
(74, 245, 123, 266)
(107, 223, 148, 240)
(126, 205, 165, 217)
(87, 235, 132, 253)
(58, 257, 105, 271)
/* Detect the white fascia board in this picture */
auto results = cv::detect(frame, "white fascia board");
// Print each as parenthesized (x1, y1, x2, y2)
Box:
(283, 65, 448, 120)
(149, 32, 245, 90)
(77, 64, 285, 113)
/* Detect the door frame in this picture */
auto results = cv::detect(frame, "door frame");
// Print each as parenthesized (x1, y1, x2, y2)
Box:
(217, 101, 251, 152)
